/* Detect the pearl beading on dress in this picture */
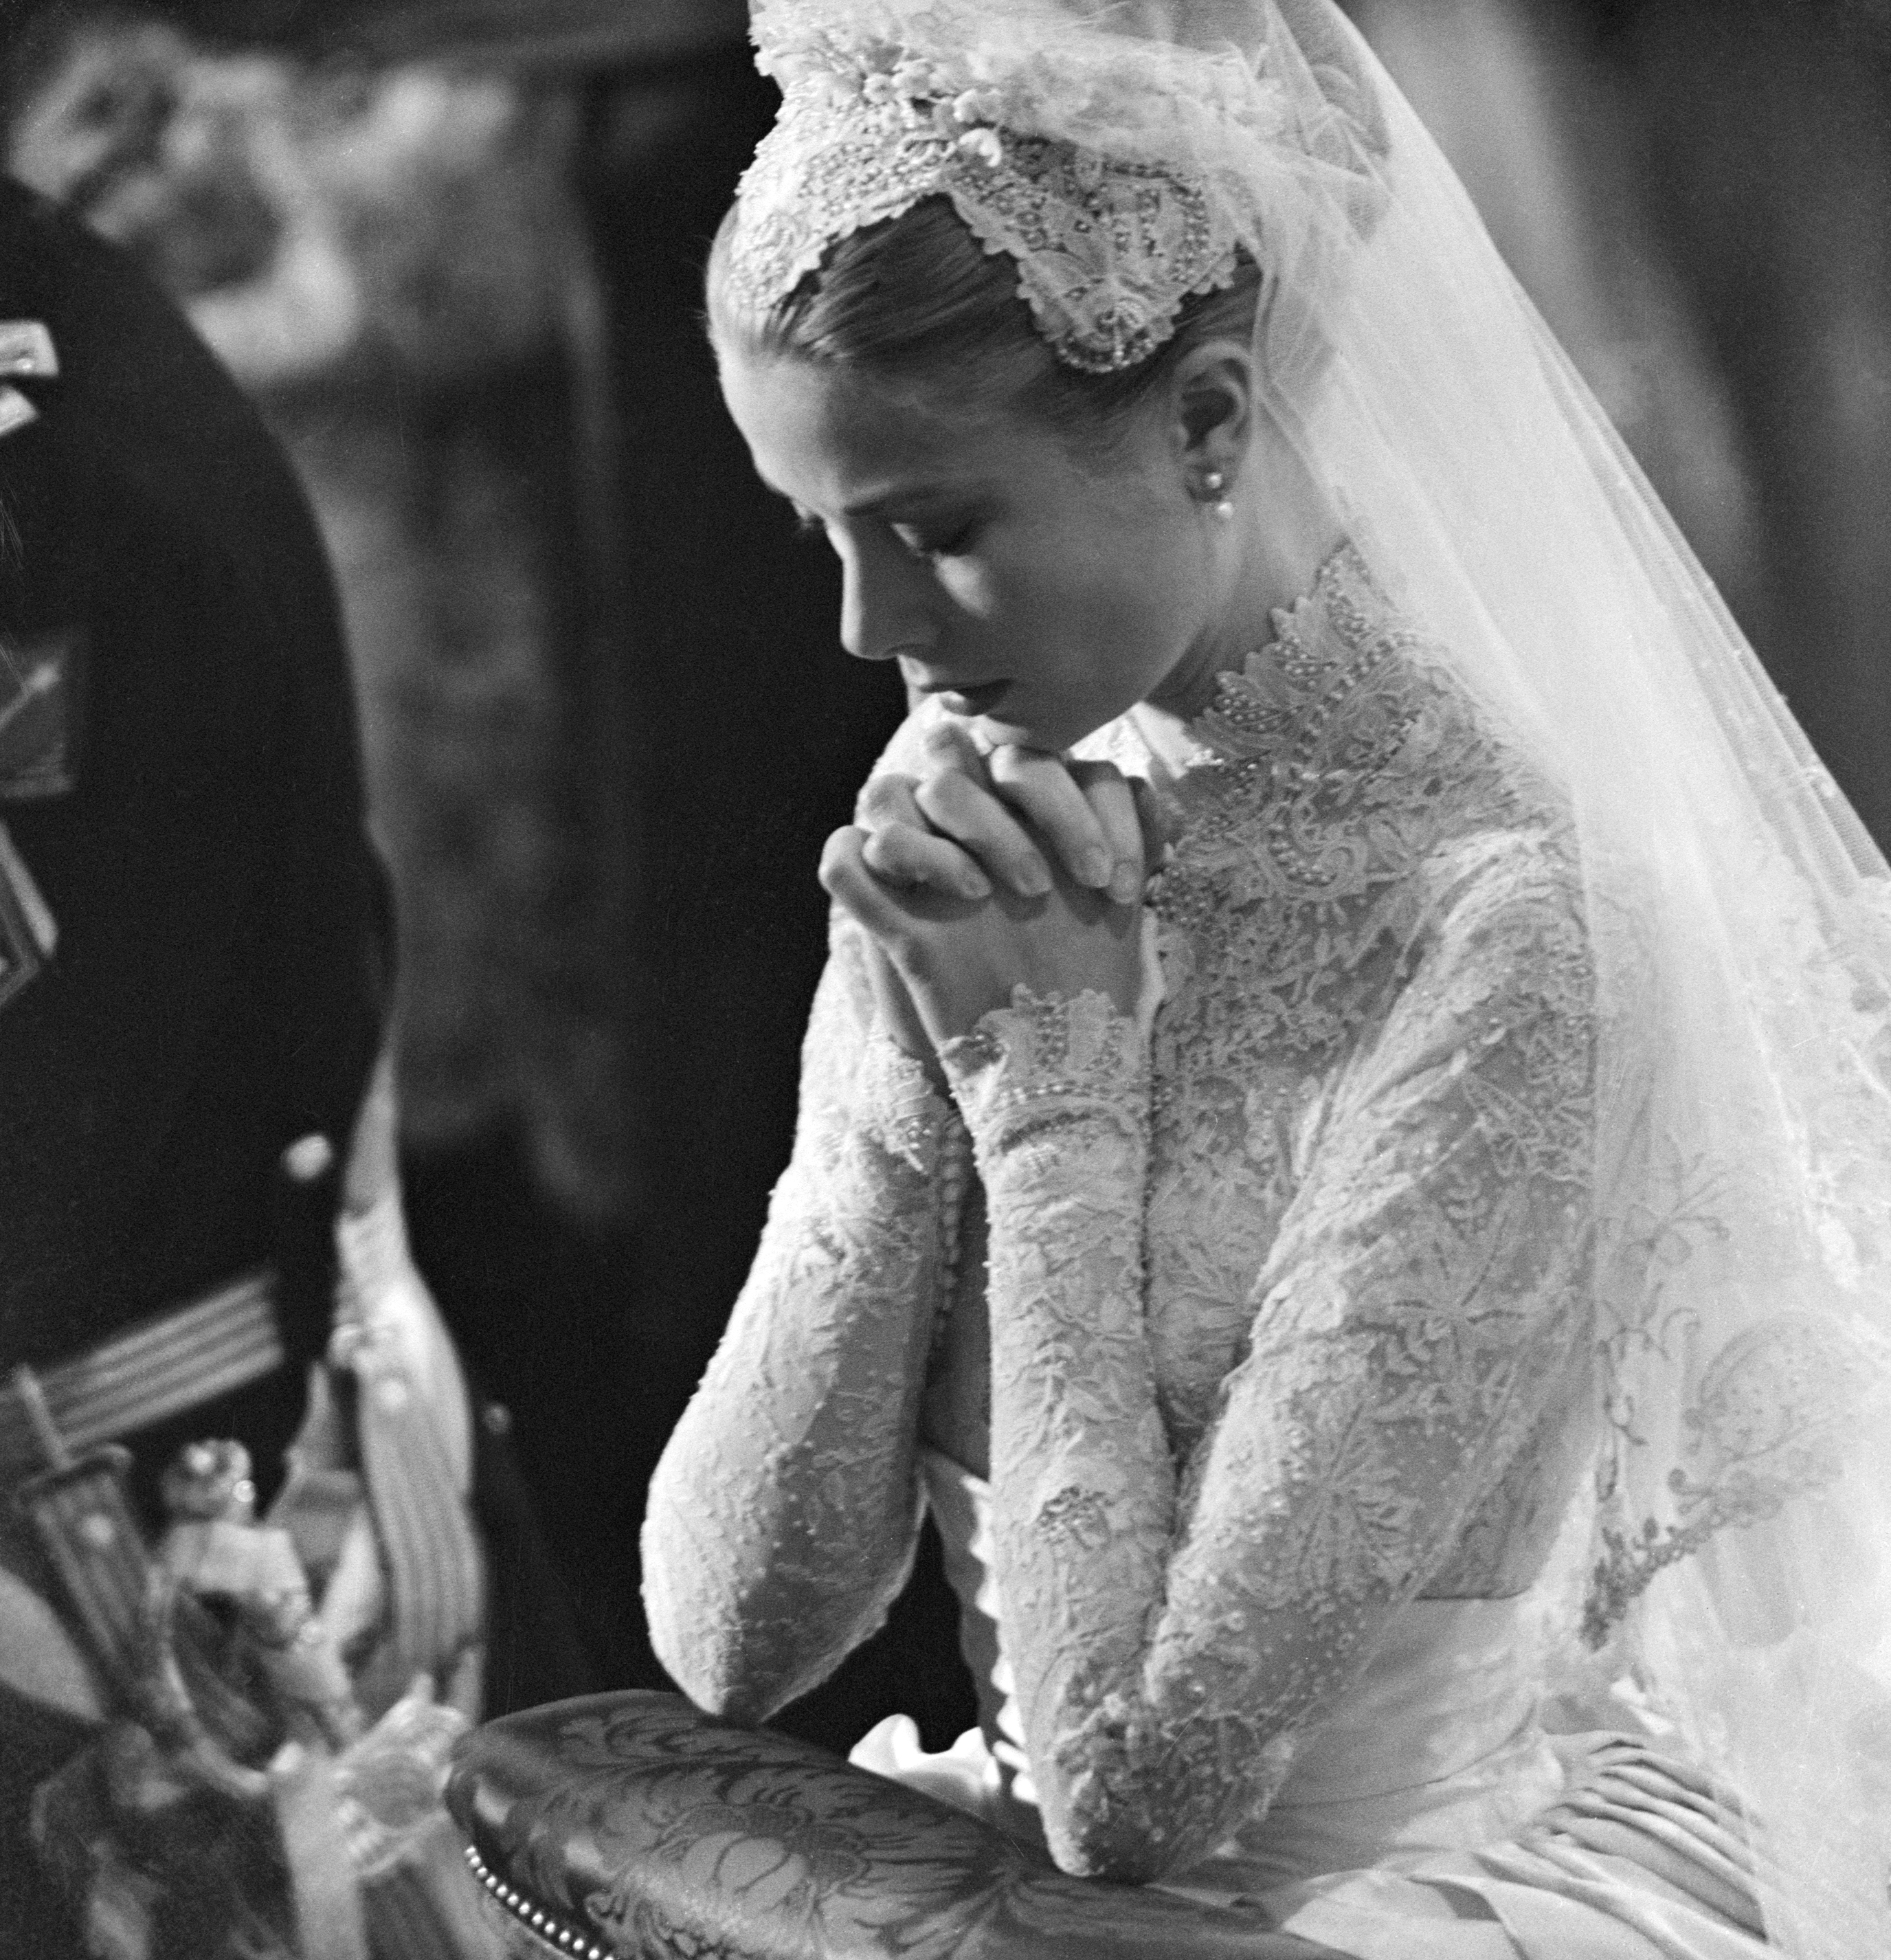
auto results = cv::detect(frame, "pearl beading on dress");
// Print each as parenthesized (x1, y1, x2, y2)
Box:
(1152, 544, 1498, 945)
(930, 1115, 973, 1370)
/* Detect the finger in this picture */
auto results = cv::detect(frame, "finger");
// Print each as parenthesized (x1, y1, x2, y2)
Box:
(913, 722, 1047, 898)
(987, 746, 1112, 889)
(858, 765, 994, 900)
(1130, 775, 1170, 872)
(914, 769, 1051, 898)
(1068, 761, 1145, 904)
(917, 715, 997, 784)
(861, 821, 992, 900)
(820, 827, 916, 948)
(855, 770, 928, 831)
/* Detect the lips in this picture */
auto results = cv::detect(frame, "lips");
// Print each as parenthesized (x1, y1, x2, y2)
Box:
(927, 678, 1010, 716)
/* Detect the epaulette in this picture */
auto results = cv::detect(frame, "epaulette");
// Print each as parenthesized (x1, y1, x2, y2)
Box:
(0, 318, 66, 1008)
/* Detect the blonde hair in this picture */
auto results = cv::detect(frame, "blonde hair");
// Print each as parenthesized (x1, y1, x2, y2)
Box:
(706, 194, 1262, 455)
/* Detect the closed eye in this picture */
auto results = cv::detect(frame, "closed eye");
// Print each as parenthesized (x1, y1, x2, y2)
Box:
(892, 519, 978, 561)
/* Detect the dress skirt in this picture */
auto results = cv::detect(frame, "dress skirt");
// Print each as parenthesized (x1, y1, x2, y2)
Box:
(849, 1451, 1773, 1960)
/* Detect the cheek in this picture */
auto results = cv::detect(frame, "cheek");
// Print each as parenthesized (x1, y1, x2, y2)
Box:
(1074, 542, 1192, 669)
(937, 550, 1077, 658)
(945, 499, 1190, 693)
(936, 559, 1000, 618)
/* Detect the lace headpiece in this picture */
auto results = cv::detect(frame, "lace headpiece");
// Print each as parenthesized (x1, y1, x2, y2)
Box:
(726, 1, 1288, 372)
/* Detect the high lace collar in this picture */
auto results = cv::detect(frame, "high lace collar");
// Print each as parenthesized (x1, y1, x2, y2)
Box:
(1195, 541, 1416, 760)
(1119, 540, 1541, 906)
(1126, 539, 1419, 788)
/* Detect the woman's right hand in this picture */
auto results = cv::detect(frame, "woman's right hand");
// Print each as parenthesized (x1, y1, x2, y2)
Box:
(856, 717, 1160, 909)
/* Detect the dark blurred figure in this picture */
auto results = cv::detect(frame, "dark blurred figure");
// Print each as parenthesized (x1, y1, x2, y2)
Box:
(5, 10, 637, 1222)
(0, 173, 589, 1957)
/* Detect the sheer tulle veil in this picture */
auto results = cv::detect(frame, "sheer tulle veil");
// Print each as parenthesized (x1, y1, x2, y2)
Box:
(741, 2, 1891, 1949)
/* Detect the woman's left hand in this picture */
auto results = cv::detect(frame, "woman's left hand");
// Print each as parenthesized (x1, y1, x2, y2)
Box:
(821, 818, 1146, 1050)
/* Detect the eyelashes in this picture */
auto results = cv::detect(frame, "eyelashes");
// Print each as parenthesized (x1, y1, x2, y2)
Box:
(788, 508, 978, 560)
(893, 520, 978, 561)
(921, 526, 977, 560)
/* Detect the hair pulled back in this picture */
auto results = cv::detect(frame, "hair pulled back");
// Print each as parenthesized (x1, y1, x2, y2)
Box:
(706, 195, 1263, 454)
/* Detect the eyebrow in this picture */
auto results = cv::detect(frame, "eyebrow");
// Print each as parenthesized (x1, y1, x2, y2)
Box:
(762, 478, 983, 521)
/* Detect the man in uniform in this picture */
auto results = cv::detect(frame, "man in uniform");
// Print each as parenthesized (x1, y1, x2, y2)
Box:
(0, 172, 585, 1957)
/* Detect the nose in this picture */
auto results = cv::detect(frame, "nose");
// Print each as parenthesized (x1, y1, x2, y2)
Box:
(837, 528, 932, 664)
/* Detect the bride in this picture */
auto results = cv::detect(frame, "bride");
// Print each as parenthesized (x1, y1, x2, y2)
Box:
(637, 3, 1891, 1954)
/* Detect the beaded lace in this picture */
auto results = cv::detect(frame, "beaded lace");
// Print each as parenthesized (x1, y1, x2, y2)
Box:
(726, 0, 1325, 372)
(730, 106, 1240, 373)
(646, 545, 1600, 1878)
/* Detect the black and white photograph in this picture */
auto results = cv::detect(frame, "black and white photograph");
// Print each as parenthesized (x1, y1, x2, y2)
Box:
(2, 2, 1889, 1955)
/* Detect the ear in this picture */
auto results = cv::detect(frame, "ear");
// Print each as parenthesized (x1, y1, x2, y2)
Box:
(1168, 337, 1255, 492)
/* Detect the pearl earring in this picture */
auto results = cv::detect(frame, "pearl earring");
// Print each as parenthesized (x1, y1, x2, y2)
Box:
(1201, 469, 1234, 520)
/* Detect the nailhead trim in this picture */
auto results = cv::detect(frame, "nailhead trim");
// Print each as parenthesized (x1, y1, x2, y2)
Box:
(465, 1840, 612, 1959)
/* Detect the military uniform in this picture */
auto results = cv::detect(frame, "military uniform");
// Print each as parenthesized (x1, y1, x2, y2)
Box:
(0, 175, 588, 1957)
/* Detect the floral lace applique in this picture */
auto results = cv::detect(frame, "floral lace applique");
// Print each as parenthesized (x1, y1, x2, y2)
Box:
(1579, 827, 1891, 1643)
(642, 918, 961, 1720)
(904, 548, 1599, 1876)
(728, 19, 1253, 373)
(647, 542, 1602, 1881)
(1141, 544, 1589, 1470)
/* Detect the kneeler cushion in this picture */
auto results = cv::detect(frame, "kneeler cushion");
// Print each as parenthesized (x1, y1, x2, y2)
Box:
(445, 1691, 1343, 1959)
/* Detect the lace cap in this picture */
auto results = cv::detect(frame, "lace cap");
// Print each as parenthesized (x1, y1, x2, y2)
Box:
(726, 8, 1260, 373)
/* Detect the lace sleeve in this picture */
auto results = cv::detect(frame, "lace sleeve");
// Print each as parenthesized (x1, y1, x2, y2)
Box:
(642, 913, 962, 1723)
(942, 844, 1595, 1880)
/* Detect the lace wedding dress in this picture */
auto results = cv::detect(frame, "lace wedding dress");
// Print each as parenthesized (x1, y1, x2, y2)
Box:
(645, 544, 1771, 1959)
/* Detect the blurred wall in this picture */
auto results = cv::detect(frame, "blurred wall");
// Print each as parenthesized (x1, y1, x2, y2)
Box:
(1624, 0, 1891, 845)
(1356, 0, 1891, 842)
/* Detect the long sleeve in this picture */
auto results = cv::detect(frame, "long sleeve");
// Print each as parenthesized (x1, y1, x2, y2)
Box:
(942, 840, 1595, 1880)
(642, 914, 964, 1722)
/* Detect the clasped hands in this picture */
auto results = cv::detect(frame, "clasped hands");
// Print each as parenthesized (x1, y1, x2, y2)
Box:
(820, 717, 1163, 1062)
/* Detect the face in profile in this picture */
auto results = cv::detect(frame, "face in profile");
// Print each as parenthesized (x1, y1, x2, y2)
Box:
(717, 346, 1222, 755)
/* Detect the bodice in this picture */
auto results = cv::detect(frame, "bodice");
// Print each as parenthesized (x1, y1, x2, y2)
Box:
(922, 542, 1596, 1600)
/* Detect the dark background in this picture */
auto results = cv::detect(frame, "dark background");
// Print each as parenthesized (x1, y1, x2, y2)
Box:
(3, 0, 1888, 1756)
